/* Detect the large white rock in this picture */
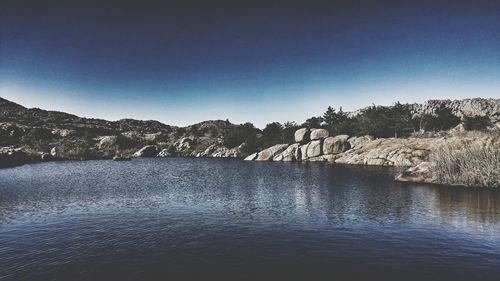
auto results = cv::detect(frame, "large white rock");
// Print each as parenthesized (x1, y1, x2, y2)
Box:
(256, 144, 289, 161)
(306, 140, 322, 158)
(294, 128, 310, 143)
(310, 129, 329, 140)
(323, 135, 350, 154)
(244, 152, 259, 161)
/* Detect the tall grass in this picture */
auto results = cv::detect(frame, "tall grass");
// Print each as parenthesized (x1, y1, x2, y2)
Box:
(431, 141, 500, 187)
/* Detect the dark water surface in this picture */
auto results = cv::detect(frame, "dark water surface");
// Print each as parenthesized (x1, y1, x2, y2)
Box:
(0, 158, 499, 280)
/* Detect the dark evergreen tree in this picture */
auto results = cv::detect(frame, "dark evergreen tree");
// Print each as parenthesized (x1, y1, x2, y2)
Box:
(463, 116, 491, 131)
(418, 105, 461, 131)
(282, 121, 299, 144)
(262, 122, 284, 148)
(323, 106, 350, 135)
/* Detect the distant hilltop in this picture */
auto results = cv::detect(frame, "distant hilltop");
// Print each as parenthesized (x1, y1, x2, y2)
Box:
(0, 96, 499, 168)
(412, 99, 500, 123)
(347, 98, 500, 125)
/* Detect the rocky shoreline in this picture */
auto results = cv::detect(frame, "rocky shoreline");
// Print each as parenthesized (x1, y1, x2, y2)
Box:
(244, 127, 499, 185)
(1, 97, 499, 187)
(2, 127, 498, 187)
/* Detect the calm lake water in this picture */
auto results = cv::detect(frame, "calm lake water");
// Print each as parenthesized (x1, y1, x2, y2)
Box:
(0, 158, 499, 280)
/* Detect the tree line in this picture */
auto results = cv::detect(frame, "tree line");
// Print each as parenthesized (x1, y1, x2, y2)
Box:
(221, 102, 492, 152)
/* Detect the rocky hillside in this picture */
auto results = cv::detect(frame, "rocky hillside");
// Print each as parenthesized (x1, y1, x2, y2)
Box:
(0, 97, 254, 167)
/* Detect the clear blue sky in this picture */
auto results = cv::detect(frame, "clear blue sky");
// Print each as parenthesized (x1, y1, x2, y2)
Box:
(1, 0, 499, 127)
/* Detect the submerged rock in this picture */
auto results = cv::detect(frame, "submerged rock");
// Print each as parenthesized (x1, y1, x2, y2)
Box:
(395, 162, 435, 183)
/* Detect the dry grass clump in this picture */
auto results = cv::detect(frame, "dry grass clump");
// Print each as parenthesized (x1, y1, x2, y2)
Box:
(430, 140, 500, 187)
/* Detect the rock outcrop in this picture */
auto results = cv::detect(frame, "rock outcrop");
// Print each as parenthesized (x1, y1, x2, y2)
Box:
(133, 145, 160, 157)
(249, 127, 434, 166)
(334, 138, 434, 166)
(253, 128, 333, 162)
(412, 98, 500, 125)
(348, 98, 500, 129)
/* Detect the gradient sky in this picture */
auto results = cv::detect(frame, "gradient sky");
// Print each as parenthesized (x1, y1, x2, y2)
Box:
(1, 0, 499, 127)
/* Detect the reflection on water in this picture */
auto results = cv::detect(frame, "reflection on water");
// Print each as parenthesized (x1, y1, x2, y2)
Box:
(0, 158, 499, 280)
(426, 184, 500, 230)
